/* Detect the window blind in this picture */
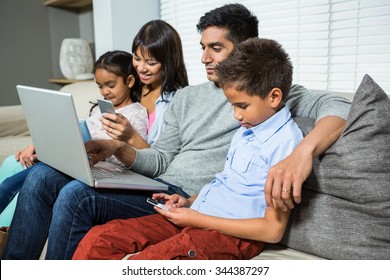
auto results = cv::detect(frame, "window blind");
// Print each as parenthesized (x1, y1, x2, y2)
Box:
(160, 0, 390, 94)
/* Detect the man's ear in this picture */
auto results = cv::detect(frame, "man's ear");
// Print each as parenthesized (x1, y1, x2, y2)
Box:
(127, 75, 135, 88)
(269, 88, 282, 109)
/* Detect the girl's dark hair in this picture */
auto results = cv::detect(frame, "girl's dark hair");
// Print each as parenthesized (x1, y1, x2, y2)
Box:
(132, 20, 188, 99)
(94, 50, 140, 102)
(196, 3, 259, 45)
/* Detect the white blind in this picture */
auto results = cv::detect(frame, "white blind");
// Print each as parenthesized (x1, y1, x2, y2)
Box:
(160, 0, 390, 94)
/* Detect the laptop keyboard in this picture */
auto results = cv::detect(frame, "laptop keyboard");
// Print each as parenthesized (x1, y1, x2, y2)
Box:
(91, 166, 127, 180)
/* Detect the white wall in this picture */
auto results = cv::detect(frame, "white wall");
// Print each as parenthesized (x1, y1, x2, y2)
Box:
(93, 0, 160, 58)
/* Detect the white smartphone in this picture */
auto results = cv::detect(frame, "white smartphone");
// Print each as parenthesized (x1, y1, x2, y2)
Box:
(97, 98, 116, 115)
(147, 198, 168, 211)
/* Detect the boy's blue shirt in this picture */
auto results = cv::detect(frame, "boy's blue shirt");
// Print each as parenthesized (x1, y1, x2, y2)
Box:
(190, 105, 303, 219)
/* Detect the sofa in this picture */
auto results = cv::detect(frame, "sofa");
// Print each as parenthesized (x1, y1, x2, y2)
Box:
(0, 75, 389, 260)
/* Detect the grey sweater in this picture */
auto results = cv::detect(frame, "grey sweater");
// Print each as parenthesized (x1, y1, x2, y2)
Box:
(132, 82, 351, 196)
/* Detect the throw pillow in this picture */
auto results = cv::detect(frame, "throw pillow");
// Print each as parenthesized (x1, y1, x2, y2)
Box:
(282, 74, 390, 259)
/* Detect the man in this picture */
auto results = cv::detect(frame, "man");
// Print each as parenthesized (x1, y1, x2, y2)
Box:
(3, 3, 350, 260)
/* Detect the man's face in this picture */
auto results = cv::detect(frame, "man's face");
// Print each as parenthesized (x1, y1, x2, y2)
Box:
(200, 27, 234, 83)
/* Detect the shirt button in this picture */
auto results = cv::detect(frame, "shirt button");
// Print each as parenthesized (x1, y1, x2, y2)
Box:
(188, 250, 196, 258)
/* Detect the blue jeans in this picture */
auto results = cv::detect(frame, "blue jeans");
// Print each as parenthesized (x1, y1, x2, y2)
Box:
(2, 162, 189, 260)
(0, 167, 32, 213)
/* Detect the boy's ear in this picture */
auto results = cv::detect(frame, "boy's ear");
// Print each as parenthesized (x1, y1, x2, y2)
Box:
(269, 88, 282, 109)
(127, 75, 135, 88)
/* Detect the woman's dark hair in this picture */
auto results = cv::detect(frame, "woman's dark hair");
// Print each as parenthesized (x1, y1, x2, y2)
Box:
(94, 50, 140, 102)
(132, 20, 188, 99)
(196, 3, 259, 45)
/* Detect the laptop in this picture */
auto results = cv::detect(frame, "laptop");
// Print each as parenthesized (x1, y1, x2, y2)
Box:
(16, 85, 168, 191)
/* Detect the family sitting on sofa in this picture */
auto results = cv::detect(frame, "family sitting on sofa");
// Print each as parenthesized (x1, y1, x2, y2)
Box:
(1, 3, 389, 260)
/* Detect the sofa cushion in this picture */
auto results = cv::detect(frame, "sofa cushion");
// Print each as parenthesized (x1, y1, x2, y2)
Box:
(282, 74, 390, 259)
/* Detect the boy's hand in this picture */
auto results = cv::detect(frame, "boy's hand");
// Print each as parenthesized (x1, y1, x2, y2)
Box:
(155, 207, 199, 227)
(152, 193, 191, 209)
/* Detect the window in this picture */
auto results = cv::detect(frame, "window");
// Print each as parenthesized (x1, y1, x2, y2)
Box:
(161, 0, 390, 94)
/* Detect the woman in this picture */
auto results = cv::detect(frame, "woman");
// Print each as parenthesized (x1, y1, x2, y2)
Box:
(101, 19, 188, 147)
(2, 20, 188, 260)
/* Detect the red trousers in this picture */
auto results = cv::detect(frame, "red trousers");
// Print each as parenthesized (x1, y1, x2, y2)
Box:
(72, 214, 264, 260)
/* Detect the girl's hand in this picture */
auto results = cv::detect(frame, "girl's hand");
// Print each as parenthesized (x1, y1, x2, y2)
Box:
(155, 206, 199, 227)
(15, 144, 37, 169)
(100, 113, 136, 142)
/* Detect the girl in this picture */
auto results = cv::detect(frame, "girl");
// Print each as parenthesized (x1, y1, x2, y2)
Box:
(0, 50, 147, 222)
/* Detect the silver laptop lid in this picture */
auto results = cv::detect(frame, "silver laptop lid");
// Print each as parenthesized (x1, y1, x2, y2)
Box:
(17, 85, 94, 186)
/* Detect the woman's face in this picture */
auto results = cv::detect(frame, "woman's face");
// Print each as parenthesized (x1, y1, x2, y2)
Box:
(94, 68, 132, 108)
(132, 47, 163, 88)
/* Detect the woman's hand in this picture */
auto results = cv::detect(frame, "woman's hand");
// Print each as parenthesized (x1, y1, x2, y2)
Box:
(15, 144, 37, 169)
(100, 113, 136, 143)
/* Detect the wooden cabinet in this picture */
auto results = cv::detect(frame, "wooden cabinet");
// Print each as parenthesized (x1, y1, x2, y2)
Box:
(43, 0, 92, 8)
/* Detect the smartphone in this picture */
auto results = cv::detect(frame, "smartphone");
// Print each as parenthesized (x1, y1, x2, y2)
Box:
(97, 98, 116, 115)
(147, 198, 168, 211)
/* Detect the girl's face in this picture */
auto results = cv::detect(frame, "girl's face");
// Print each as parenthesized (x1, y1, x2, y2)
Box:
(94, 68, 133, 108)
(132, 47, 163, 88)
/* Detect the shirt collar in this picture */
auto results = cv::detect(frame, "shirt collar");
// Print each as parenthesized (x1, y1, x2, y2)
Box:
(243, 105, 292, 144)
(155, 91, 175, 104)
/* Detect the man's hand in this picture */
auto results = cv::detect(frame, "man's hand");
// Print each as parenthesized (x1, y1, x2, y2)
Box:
(264, 146, 313, 211)
(264, 116, 346, 211)
(15, 144, 37, 169)
(85, 139, 121, 166)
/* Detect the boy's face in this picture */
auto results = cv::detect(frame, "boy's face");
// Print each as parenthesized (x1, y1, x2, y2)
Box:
(224, 87, 276, 128)
(200, 27, 234, 83)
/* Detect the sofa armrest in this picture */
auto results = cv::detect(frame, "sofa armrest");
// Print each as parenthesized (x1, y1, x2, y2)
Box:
(0, 105, 29, 138)
(60, 81, 101, 119)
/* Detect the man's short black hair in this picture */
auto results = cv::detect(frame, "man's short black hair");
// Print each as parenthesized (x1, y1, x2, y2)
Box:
(196, 3, 259, 44)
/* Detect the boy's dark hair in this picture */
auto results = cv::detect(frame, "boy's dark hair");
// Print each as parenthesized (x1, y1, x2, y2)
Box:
(196, 3, 259, 44)
(94, 50, 140, 102)
(216, 38, 293, 101)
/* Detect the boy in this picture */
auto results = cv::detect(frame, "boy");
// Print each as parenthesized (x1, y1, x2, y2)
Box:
(72, 38, 304, 260)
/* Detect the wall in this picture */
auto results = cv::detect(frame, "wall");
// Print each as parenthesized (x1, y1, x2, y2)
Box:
(0, 0, 93, 106)
(93, 0, 160, 58)
(0, 0, 159, 107)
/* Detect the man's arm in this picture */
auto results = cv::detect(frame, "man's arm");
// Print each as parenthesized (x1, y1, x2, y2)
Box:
(264, 116, 346, 210)
(263, 84, 351, 210)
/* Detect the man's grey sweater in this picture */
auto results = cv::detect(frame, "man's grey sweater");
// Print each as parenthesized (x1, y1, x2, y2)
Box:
(131, 81, 351, 196)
